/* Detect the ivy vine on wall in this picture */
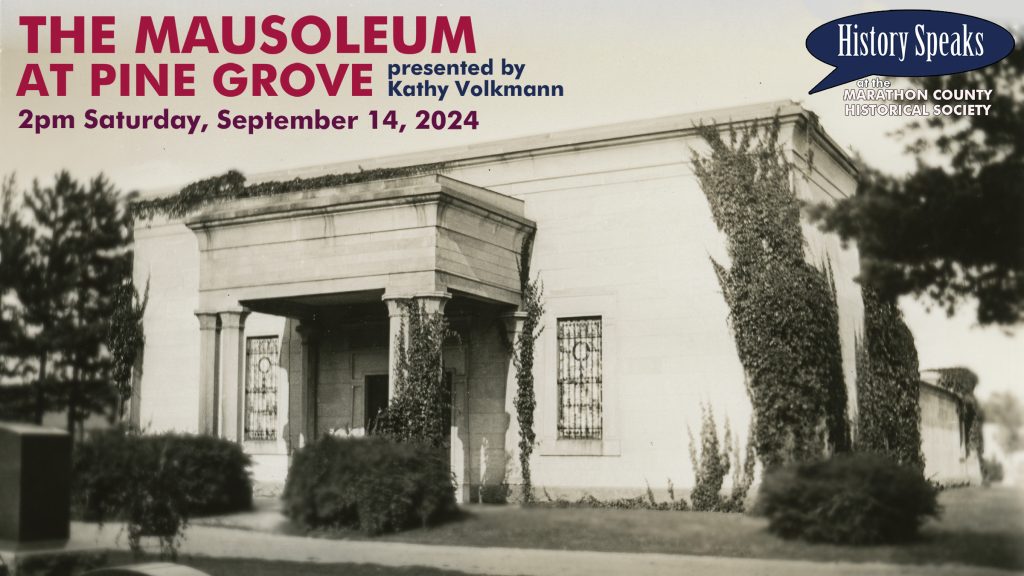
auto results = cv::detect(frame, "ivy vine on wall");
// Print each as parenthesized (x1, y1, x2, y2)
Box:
(512, 233, 544, 502)
(377, 301, 454, 449)
(855, 288, 924, 468)
(692, 116, 850, 469)
(107, 277, 149, 422)
(933, 367, 984, 460)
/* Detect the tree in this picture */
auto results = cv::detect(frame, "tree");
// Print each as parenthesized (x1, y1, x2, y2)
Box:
(983, 391, 1023, 454)
(812, 43, 1023, 325)
(0, 176, 37, 419)
(0, 172, 136, 433)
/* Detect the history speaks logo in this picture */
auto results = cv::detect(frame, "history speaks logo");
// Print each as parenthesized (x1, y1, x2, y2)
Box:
(806, 10, 1015, 94)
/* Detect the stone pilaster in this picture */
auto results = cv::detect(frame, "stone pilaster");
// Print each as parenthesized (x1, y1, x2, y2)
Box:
(195, 312, 221, 435)
(218, 308, 250, 442)
(383, 296, 408, 399)
(296, 322, 320, 446)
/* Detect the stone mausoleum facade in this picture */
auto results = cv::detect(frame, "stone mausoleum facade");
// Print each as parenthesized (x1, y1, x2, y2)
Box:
(130, 101, 981, 499)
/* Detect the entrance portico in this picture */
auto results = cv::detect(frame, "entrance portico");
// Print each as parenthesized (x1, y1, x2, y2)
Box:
(184, 174, 535, 500)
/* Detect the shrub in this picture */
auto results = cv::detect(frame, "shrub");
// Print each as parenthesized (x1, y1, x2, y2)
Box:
(536, 490, 690, 511)
(756, 453, 939, 545)
(687, 405, 730, 512)
(73, 428, 253, 557)
(74, 429, 253, 520)
(686, 406, 755, 513)
(283, 436, 457, 535)
(161, 434, 254, 515)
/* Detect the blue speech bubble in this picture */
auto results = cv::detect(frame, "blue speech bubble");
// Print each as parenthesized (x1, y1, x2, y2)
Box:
(806, 10, 1016, 94)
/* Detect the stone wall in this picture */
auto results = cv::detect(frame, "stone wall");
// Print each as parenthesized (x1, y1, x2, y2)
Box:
(920, 382, 982, 486)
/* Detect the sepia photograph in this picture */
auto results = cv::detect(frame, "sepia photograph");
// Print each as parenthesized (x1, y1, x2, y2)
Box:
(0, 2, 1021, 575)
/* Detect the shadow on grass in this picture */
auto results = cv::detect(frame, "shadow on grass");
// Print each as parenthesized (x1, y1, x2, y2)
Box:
(107, 551, 484, 576)
(901, 529, 1024, 571)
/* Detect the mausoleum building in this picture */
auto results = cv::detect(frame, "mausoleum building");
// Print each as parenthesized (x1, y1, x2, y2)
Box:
(130, 101, 982, 499)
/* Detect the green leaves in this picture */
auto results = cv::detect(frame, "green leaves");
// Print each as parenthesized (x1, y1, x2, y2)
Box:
(692, 117, 849, 469)
(813, 45, 1024, 325)
(513, 265, 544, 502)
(132, 162, 450, 220)
(377, 301, 453, 448)
(855, 289, 923, 468)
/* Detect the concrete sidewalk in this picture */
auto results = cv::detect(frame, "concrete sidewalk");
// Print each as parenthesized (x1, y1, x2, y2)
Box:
(71, 521, 1019, 576)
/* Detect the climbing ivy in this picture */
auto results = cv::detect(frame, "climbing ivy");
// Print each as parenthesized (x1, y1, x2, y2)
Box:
(377, 301, 454, 449)
(854, 288, 924, 468)
(932, 367, 984, 459)
(687, 405, 730, 511)
(132, 163, 448, 220)
(107, 277, 149, 422)
(692, 116, 850, 469)
(686, 406, 756, 513)
(512, 233, 544, 502)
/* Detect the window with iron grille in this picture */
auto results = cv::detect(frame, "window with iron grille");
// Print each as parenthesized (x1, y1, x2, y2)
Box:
(557, 317, 603, 439)
(245, 336, 279, 441)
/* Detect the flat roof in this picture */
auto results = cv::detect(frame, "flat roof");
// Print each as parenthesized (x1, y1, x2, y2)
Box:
(142, 99, 854, 200)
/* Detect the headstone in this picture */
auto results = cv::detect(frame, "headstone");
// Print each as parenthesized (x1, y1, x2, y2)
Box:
(0, 422, 107, 576)
(0, 422, 71, 545)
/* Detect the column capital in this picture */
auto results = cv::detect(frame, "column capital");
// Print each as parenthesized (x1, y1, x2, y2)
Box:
(195, 311, 220, 331)
(414, 291, 451, 315)
(501, 310, 529, 346)
(382, 294, 409, 318)
(382, 291, 452, 316)
(218, 307, 251, 330)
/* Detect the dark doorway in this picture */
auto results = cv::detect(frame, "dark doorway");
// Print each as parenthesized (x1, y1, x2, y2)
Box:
(364, 374, 389, 433)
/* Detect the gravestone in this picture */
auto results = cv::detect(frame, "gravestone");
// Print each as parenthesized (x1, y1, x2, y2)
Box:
(0, 423, 71, 544)
(0, 422, 107, 576)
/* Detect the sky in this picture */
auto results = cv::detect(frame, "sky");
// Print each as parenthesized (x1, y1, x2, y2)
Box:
(0, 0, 1020, 399)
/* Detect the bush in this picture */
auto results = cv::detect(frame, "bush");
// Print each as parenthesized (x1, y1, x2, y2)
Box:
(756, 453, 939, 545)
(687, 405, 730, 512)
(74, 429, 253, 522)
(283, 436, 457, 535)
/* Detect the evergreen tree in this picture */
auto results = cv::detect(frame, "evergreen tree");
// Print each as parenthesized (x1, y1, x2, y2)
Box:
(0, 172, 135, 433)
(813, 43, 1023, 325)
(0, 176, 37, 420)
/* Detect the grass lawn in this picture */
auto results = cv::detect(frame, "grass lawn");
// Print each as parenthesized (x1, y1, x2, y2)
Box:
(107, 552, 484, 576)
(272, 486, 1024, 571)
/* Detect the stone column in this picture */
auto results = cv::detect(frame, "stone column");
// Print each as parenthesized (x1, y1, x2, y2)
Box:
(502, 310, 529, 495)
(218, 308, 250, 442)
(418, 291, 453, 400)
(296, 322, 320, 446)
(195, 312, 221, 435)
(383, 292, 451, 398)
(383, 295, 408, 399)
